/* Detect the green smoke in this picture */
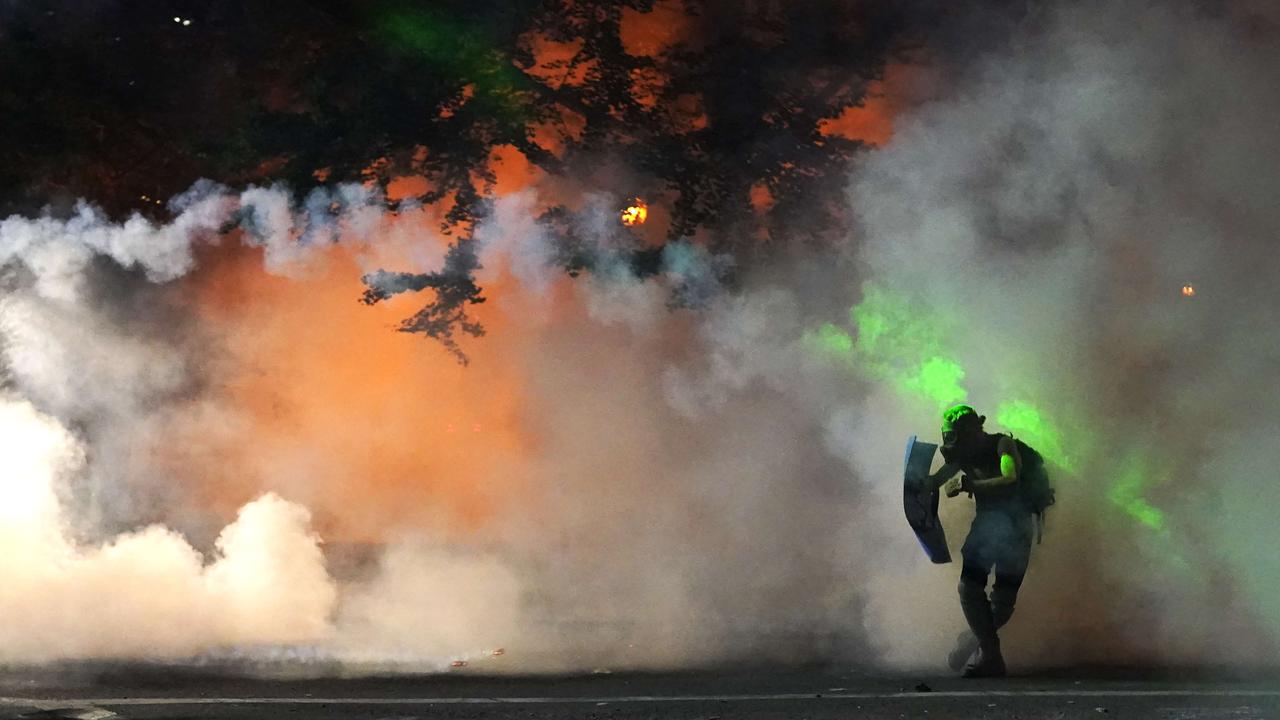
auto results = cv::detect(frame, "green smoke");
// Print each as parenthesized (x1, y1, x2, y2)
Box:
(809, 282, 1170, 531)
(995, 399, 1076, 472)
(809, 323, 853, 356)
(905, 356, 967, 410)
(1107, 452, 1167, 531)
(812, 283, 970, 409)
(373, 6, 526, 119)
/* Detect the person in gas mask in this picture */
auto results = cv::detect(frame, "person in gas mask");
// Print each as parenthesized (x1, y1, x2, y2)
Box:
(926, 404, 1052, 678)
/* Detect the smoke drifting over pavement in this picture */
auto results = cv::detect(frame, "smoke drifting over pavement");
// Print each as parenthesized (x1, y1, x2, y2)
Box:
(0, 0, 1278, 673)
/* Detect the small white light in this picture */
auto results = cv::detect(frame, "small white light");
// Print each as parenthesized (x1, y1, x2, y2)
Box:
(173, 17, 181, 22)
(182, 19, 191, 26)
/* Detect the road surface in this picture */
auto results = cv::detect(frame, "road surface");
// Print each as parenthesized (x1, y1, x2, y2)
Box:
(2, 664, 1277, 719)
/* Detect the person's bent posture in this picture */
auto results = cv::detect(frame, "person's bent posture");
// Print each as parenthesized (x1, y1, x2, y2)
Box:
(927, 404, 1038, 678)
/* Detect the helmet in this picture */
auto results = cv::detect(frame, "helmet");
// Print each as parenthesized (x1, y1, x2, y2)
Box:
(941, 404, 984, 447)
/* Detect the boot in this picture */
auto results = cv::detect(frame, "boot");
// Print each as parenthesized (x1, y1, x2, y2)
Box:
(951, 578, 1019, 671)
(957, 579, 1005, 678)
(948, 630, 979, 672)
(962, 640, 1006, 678)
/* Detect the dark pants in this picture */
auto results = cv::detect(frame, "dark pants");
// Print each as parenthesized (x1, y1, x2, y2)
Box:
(961, 509, 1033, 579)
(958, 509, 1034, 645)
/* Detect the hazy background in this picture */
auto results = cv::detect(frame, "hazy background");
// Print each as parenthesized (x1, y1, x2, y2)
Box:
(0, 0, 1277, 672)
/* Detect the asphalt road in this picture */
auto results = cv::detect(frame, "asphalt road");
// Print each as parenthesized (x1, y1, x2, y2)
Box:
(2, 665, 1278, 719)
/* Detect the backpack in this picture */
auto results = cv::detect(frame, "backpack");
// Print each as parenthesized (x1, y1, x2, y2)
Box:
(1012, 437, 1055, 540)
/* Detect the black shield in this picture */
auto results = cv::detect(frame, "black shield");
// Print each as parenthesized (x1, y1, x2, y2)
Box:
(904, 435, 951, 564)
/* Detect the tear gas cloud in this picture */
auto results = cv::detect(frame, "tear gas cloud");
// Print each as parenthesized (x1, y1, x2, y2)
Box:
(0, 0, 1277, 671)
(843, 0, 1280, 666)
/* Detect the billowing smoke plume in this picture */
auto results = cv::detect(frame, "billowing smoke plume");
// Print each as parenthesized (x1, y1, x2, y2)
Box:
(0, 397, 333, 661)
(0, 0, 1278, 674)
(842, 0, 1280, 666)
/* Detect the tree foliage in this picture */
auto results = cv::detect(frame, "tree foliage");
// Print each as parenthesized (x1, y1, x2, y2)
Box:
(0, 0, 920, 358)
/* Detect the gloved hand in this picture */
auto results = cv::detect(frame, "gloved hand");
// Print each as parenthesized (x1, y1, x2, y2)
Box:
(944, 475, 975, 498)
(943, 476, 964, 497)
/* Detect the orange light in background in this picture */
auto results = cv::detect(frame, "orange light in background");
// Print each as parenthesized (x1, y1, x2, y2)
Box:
(663, 93, 707, 134)
(619, 0, 689, 58)
(386, 174, 431, 202)
(1181, 284, 1196, 297)
(628, 67, 664, 110)
(621, 200, 648, 226)
(160, 236, 533, 543)
(817, 63, 932, 147)
(519, 34, 593, 90)
(818, 86, 895, 147)
(485, 144, 541, 195)
(748, 182, 774, 214)
(530, 104, 586, 158)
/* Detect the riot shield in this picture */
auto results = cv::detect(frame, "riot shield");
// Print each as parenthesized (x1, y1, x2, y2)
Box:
(903, 435, 951, 563)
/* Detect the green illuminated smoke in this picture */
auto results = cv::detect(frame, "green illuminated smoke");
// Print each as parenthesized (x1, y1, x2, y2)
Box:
(810, 323, 853, 355)
(377, 8, 502, 77)
(808, 282, 1169, 532)
(995, 399, 1075, 472)
(810, 283, 969, 409)
(373, 6, 525, 116)
(1107, 453, 1167, 531)
(906, 357, 967, 410)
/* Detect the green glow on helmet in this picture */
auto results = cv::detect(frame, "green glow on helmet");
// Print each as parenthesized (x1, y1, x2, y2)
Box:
(941, 403, 979, 432)
(1107, 454, 1167, 530)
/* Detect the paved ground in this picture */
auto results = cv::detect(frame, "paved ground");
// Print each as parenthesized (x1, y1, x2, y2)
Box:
(2, 665, 1278, 719)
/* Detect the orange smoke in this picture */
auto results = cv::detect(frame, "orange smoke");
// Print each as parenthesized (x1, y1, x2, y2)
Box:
(620, 0, 690, 58)
(818, 63, 929, 147)
(520, 33, 594, 91)
(158, 135, 548, 543)
(486, 144, 541, 194)
(161, 235, 533, 543)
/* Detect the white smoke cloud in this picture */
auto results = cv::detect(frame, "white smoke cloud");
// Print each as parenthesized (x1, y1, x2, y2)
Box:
(475, 190, 561, 294)
(0, 0, 1277, 676)
(0, 295, 186, 422)
(0, 182, 383, 663)
(334, 544, 522, 666)
(0, 396, 335, 662)
(0, 181, 388, 300)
